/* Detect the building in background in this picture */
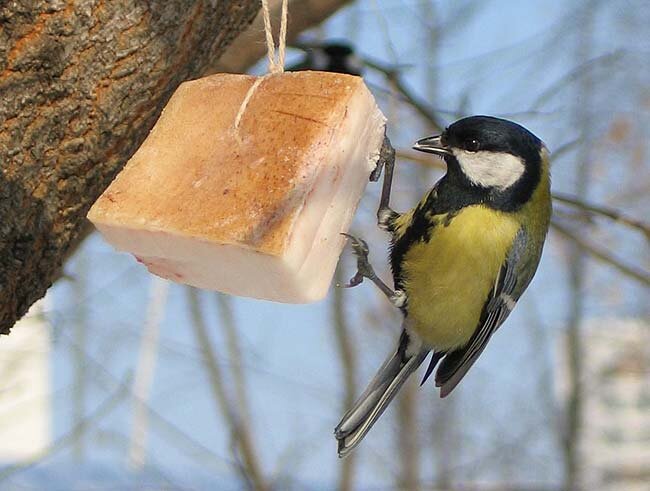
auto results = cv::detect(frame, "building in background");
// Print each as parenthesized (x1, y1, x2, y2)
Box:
(0, 300, 51, 462)
(558, 318, 650, 491)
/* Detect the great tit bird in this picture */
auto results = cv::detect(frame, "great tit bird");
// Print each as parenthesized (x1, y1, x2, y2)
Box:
(335, 115, 552, 456)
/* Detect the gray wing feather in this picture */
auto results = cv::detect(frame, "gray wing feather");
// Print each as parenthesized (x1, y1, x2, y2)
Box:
(435, 228, 538, 397)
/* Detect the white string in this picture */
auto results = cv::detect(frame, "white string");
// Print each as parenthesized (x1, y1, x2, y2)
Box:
(261, 0, 289, 74)
(234, 0, 289, 141)
(234, 76, 265, 143)
(261, 0, 277, 72)
(277, 0, 289, 71)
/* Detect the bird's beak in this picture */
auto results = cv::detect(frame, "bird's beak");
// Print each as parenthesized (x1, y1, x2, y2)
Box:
(412, 135, 452, 156)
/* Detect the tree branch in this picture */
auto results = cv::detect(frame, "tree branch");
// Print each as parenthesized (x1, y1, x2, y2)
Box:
(187, 288, 268, 491)
(362, 57, 445, 132)
(553, 192, 650, 239)
(332, 267, 358, 491)
(0, 377, 130, 482)
(551, 219, 650, 286)
(215, 293, 255, 443)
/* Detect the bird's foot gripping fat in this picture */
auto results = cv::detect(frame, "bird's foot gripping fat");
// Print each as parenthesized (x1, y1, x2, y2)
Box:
(369, 135, 396, 182)
(341, 233, 405, 309)
(340, 233, 373, 287)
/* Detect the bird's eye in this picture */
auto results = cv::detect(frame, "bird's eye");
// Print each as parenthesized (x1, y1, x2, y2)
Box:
(465, 139, 480, 152)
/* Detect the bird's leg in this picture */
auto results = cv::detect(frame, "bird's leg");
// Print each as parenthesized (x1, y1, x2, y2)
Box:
(341, 233, 406, 309)
(370, 134, 399, 232)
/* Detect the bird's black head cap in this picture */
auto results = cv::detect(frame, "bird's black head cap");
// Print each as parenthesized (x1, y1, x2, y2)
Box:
(414, 115, 546, 211)
(443, 115, 543, 164)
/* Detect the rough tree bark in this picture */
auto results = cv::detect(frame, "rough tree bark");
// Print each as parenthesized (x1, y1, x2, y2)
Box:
(0, 0, 262, 334)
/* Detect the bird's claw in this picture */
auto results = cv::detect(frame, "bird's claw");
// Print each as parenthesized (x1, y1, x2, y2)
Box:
(341, 233, 377, 288)
(342, 233, 369, 256)
(344, 272, 364, 288)
(370, 134, 394, 182)
(369, 159, 383, 182)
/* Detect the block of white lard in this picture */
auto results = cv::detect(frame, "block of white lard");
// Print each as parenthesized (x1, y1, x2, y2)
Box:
(87, 71, 386, 303)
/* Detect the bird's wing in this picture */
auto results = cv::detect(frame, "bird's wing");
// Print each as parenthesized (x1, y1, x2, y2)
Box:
(434, 228, 535, 397)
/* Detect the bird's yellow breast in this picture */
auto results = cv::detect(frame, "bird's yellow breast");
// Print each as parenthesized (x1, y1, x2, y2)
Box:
(400, 205, 520, 350)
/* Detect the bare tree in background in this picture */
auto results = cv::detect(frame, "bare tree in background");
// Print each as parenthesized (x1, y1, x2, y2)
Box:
(563, 5, 597, 490)
(4, 1, 649, 490)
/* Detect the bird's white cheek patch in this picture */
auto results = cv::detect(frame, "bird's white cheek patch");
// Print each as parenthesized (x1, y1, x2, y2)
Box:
(454, 150, 525, 189)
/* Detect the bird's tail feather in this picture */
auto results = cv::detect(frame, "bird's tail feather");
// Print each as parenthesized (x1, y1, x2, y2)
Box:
(334, 331, 429, 457)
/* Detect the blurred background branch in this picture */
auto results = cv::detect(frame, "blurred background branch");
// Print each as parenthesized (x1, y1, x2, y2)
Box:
(332, 267, 358, 491)
(551, 220, 650, 286)
(187, 288, 268, 491)
(4, 1, 649, 490)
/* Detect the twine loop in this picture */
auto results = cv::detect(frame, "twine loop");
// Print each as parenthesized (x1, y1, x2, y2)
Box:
(234, 0, 289, 142)
(261, 0, 289, 75)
